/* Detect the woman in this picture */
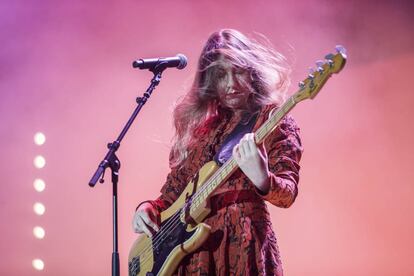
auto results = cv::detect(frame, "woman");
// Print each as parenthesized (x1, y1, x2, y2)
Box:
(132, 29, 303, 275)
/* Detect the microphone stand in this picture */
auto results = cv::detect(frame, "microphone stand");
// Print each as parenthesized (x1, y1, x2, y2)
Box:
(88, 63, 168, 276)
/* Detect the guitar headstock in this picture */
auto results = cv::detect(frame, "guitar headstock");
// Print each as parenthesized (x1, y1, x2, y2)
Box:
(293, 45, 347, 103)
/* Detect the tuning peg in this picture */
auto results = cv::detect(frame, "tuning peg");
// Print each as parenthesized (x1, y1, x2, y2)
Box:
(315, 60, 325, 67)
(315, 60, 325, 73)
(335, 45, 347, 55)
(325, 53, 335, 60)
(298, 81, 305, 89)
(324, 53, 335, 68)
(308, 67, 316, 79)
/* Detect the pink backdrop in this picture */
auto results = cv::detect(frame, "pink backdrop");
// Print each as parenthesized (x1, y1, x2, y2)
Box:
(1, 0, 413, 275)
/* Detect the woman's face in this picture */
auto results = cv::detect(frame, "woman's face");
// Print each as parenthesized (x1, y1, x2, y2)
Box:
(213, 58, 252, 111)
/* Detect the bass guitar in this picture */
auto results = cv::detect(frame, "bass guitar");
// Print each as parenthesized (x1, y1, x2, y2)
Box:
(128, 46, 347, 276)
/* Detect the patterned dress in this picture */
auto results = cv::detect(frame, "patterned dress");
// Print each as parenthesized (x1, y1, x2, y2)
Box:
(148, 105, 303, 276)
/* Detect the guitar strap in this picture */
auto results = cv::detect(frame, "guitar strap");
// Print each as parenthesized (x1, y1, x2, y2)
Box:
(213, 112, 259, 166)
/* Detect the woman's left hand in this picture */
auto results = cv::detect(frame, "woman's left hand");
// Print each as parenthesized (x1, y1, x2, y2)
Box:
(232, 133, 270, 194)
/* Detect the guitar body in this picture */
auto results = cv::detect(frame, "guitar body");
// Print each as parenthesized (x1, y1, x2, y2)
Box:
(128, 161, 219, 276)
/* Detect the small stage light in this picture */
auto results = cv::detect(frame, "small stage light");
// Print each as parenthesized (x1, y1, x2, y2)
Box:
(33, 226, 46, 239)
(32, 259, 44, 270)
(33, 202, 46, 216)
(34, 132, 46, 146)
(33, 178, 46, 192)
(34, 155, 46, 169)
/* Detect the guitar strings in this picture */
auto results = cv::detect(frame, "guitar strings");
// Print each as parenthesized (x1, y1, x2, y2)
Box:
(137, 157, 237, 267)
(137, 168, 222, 265)
(136, 105, 290, 269)
(137, 211, 181, 267)
(137, 155, 236, 265)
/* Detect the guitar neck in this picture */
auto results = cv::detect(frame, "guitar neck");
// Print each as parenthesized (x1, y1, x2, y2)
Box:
(255, 96, 297, 144)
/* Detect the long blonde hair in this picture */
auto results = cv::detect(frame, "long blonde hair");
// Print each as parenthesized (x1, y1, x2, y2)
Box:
(170, 29, 291, 167)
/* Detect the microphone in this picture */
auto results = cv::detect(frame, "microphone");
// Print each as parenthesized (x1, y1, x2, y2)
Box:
(132, 54, 187, 70)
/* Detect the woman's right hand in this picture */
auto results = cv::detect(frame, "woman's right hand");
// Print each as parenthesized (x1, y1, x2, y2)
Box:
(132, 202, 160, 237)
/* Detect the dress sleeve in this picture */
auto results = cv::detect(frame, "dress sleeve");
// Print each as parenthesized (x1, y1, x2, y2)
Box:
(258, 115, 303, 208)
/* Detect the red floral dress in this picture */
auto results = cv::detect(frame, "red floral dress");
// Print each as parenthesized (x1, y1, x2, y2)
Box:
(148, 105, 303, 276)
